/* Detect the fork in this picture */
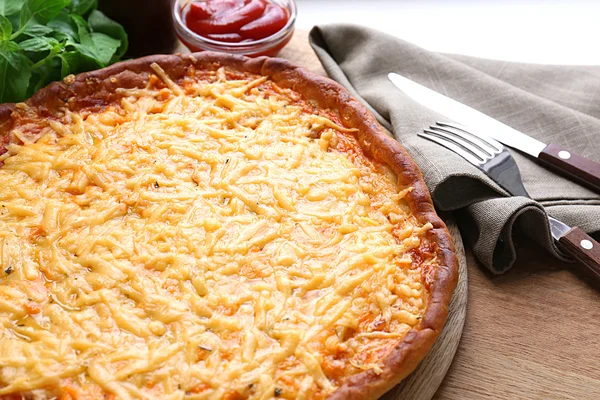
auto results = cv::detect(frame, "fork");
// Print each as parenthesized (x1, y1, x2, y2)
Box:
(419, 121, 600, 283)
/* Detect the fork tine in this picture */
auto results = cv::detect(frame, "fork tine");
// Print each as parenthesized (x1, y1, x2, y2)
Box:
(418, 131, 483, 166)
(435, 121, 504, 153)
(430, 124, 498, 157)
(423, 127, 491, 162)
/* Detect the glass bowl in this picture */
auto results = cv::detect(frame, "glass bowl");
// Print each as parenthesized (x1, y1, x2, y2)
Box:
(173, 0, 297, 57)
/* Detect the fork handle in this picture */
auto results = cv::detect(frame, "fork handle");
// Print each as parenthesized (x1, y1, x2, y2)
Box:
(557, 227, 600, 284)
(539, 143, 600, 194)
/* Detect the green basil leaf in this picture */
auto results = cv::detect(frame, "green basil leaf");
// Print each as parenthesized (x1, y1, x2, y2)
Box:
(21, 20, 53, 37)
(69, 15, 120, 67)
(19, 0, 70, 29)
(29, 55, 61, 94)
(87, 9, 127, 57)
(89, 32, 118, 65)
(30, 40, 64, 70)
(0, 48, 31, 102)
(48, 11, 79, 41)
(60, 53, 68, 76)
(0, 14, 11, 39)
(0, 39, 18, 50)
(5, 11, 18, 31)
(70, 14, 92, 48)
(54, 32, 77, 47)
(0, 0, 127, 103)
(58, 50, 98, 77)
(69, 0, 96, 16)
(19, 36, 58, 52)
(0, 40, 21, 68)
(70, 14, 108, 65)
(0, 0, 25, 17)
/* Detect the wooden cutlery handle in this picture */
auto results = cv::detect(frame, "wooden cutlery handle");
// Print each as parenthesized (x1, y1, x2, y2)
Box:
(557, 227, 600, 283)
(539, 143, 600, 194)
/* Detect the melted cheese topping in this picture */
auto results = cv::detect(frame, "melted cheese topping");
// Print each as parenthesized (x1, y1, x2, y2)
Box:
(0, 66, 431, 400)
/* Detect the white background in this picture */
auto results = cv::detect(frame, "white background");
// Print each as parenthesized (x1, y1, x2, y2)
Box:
(295, 0, 600, 65)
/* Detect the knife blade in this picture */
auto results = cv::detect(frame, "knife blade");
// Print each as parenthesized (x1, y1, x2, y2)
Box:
(388, 72, 600, 194)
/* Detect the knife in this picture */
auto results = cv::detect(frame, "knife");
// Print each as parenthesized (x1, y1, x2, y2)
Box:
(388, 72, 600, 194)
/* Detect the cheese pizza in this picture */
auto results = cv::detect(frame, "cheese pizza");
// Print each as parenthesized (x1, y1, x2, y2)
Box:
(0, 53, 457, 400)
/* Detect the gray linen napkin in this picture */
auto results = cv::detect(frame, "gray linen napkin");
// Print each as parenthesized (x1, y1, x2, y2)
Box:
(309, 24, 600, 273)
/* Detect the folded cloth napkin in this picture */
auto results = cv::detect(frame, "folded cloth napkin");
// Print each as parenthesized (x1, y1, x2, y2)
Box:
(309, 24, 600, 273)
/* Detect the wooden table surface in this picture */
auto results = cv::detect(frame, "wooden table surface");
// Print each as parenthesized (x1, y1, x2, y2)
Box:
(277, 31, 600, 400)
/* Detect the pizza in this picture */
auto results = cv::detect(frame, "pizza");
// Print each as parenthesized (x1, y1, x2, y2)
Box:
(0, 53, 458, 400)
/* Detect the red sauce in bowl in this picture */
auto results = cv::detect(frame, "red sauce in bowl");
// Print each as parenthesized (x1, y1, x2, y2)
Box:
(174, 0, 296, 57)
(184, 0, 290, 43)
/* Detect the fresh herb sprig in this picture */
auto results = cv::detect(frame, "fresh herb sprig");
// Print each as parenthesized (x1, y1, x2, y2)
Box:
(0, 0, 128, 103)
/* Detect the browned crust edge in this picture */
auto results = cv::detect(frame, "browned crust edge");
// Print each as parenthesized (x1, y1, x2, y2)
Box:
(0, 52, 459, 400)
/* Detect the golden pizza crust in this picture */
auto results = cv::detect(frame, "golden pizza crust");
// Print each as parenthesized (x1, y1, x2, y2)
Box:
(0, 52, 458, 400)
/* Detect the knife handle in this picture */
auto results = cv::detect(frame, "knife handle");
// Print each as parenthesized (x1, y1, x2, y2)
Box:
(539, 143, 600, 194)
(557, 226, 600, 284)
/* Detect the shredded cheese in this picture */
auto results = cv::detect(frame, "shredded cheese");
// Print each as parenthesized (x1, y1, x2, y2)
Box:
(0, 67, 432, 400)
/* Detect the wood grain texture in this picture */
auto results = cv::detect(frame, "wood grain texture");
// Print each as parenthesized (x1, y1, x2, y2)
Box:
(433, 239, 600, 400)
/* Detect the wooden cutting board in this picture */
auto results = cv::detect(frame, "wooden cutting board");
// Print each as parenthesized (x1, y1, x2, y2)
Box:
(175, 31, 468, 399)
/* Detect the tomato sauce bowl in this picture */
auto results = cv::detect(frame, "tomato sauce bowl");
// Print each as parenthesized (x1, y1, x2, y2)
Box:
(173, 0, 297, 57)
